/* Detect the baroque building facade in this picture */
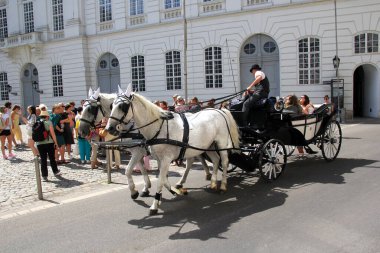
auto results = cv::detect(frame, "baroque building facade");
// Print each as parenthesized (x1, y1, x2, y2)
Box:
(0, 0, 379, 118)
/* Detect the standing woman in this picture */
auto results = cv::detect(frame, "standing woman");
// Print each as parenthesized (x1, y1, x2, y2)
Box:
(24, 106, 39, 157)
(11, 105, 26, 146)
(63, 104, 75, 160)
(35, 110, 61, 181)
(0, 106, 16, 160)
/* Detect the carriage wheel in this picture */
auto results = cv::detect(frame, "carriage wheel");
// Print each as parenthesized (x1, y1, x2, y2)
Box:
(285, 145, 295, 157)
(258, 139, 287, 182)
(321, 120, 342, 161)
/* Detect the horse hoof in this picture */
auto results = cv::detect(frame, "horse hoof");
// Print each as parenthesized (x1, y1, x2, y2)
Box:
(181, 188, 188, 195)
(149, 209, 158, 216)
(205, 174, 212, 181)
(175, 184, 183, 189)
(140, 191, 150, 197)
(131, 191, 139, 200)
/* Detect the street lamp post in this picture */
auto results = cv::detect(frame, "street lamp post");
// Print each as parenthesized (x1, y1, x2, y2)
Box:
(183, 0, 188, 101)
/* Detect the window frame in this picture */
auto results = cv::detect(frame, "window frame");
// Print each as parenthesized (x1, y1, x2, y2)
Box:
(0, 72, 9, 101)
(204, 46, 223, 89)
(52, 65, 64, 97)
(165, 0, 181, 9)
(130, 0, 144, 16)
(165, 50, 182, 90)
(354, 32, 379, 54)
(99, 0, 112, 22)
(0, 7, 8, 39)
(23, 1, 34, 34)
(298, 37, 320, 85)
(131, 55, 146, 92)
(52, 0, 64, 31)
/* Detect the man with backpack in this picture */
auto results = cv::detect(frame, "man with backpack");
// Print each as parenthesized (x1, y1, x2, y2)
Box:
(33, 110, 62, 181)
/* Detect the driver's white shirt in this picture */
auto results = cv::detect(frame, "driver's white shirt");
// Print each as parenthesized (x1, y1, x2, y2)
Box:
(255, 70, 266, 80)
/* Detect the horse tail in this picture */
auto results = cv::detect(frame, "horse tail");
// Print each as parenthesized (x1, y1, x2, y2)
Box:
(221, 109, 240, 153)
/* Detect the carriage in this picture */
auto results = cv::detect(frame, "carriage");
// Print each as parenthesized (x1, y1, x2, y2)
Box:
(223, 97, 342, 182)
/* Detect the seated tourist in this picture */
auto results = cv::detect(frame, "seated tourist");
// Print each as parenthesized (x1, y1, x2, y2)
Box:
(284, 95, 303, 114)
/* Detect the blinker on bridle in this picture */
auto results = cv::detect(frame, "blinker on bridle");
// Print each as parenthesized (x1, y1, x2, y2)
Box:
(80, 97, 105, 128)
(109, 94, 133, 124)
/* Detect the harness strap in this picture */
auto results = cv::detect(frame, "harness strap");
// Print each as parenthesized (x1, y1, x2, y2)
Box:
(178, 113, 189, 160)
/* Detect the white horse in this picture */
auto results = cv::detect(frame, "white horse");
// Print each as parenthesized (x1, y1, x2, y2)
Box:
(106, 85, 240, 215)
(78, 87, 151, 199)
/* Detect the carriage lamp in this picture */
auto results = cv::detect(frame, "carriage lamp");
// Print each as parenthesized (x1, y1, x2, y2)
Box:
(332, 55, 340, 69)
(32, 81, 43, 94)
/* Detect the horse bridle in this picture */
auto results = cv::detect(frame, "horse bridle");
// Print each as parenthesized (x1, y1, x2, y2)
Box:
(109, 94, 161, 133)
(80, 97, 106, 129)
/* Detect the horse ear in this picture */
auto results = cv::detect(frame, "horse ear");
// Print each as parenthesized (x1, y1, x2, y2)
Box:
(93, 88, 100, 99)
(118, 85, 123, 94)
(88, 87, 93, 98)
(124, 83, 132, 97)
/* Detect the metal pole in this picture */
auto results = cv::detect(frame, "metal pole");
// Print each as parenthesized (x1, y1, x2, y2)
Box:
(334, 0, 339, 78)
(106, 147, 112, 184)
(34, 157, 43, 200)
(183, 0, 188, 101)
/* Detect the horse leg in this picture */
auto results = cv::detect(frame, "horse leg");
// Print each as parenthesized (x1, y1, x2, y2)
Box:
(219, 151, 229, 193)
(125, 148, 151, 199)
(174, 157, 194, 195)
(200, 155, 212, 181)
(206, 151, 220, 191)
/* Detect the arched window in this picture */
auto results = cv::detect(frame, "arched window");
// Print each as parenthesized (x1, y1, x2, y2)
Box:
(355, 33, 378, 54)
(52, 65, 63, 97)
(131, 55, 145, 92)
(166, 51, 181, 90)
(205, 46, 223, 88)
(0, 72, 9, 101)
(99, 0, 112, 22)
(298, 37, 320, 85)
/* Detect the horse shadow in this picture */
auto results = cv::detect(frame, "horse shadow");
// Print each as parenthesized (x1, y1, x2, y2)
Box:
(128, 157, 377, 241)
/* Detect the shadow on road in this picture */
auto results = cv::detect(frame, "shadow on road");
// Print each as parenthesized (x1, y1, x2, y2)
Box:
(128, 157, 377, 241)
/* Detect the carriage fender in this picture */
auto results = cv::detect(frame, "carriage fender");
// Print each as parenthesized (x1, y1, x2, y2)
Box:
(270, 127, 306, 146)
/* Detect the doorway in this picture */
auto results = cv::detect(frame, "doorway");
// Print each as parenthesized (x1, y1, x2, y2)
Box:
(22, 63, 40, 108)
(96, 53, 120, 93)
(353, 64, 379, 118)
(240, 34, 280, 97)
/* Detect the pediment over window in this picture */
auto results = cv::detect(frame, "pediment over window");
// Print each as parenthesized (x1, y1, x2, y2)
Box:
(0, 0, 8, 8)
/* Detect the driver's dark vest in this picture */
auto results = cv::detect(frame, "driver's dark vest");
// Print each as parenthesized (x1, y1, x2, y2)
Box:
(254, 76, 270, 95)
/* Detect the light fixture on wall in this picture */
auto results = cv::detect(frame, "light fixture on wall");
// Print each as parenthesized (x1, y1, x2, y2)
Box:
(5, 84, 18, 96)
(32, 81, 43, 94)
(333, 55, 340, 70)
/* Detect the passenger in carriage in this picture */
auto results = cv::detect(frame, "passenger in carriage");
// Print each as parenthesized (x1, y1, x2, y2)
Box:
(175, 96, 189, 113)
(187, 97, 202, 113)
(300, 94, 315, 114)
(284, 95, 303, 114)
(242, 64, 270, 126)
(159, 100, 169, 111)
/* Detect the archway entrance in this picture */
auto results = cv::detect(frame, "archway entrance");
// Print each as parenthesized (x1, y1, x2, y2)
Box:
(240, 34, 280, 97)
(96, 53, 120, 93)
(22, 63, 40, 108)
(353, 64, 379, 118)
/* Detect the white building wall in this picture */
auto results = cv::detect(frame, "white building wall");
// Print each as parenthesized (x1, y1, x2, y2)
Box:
(0, 0, 379, 118)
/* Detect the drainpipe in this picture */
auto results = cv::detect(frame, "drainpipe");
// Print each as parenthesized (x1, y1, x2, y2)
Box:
(334, 0, 339, 78)
(183, 0, 188, 100)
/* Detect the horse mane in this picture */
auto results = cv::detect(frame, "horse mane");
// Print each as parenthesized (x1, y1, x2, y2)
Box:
(133, 93, 163, 119)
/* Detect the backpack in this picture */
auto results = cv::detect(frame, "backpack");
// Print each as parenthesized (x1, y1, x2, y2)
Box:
(32, 120, 49, 142)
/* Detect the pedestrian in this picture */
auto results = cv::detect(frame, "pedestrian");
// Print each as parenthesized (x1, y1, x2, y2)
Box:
(159, 100, 168, 111)
(0, 106, 16, 160)
(10, 105, 26, 147)
(35, 110, 62, 181)
(63, 103, 75, 160)
(99, 118, 120, 169)
(75, 118, 91, 164)
(25, 105, 39, 157)
(4, 101, 17, 148)
(51, 104, 67, 164)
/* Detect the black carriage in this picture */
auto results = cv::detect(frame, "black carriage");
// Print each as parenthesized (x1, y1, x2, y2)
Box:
(225, 97, 342, 181)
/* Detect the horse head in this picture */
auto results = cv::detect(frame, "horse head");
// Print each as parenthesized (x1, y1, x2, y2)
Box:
(106, 84, 134, 136)
(78, 87, 103, 137)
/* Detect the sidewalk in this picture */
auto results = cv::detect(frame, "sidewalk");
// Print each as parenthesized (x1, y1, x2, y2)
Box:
(0, 126, 169, 218)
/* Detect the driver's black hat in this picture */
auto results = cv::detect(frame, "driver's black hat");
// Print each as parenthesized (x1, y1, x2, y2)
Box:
(250, 64, 261, 72)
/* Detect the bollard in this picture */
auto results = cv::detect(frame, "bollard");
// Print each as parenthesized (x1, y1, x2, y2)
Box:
(106, 146, 112, 184)
(34, 157, 43, 200)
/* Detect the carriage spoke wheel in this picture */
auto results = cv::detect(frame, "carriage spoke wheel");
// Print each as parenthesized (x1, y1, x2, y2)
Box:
(258, 139, 287, 182)
(321, 120, 342, 161)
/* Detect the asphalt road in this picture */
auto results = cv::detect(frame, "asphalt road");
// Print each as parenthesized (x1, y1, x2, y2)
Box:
(1, 118, 380, 253)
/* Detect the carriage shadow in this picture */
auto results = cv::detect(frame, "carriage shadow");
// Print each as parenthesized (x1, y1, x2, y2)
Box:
(128, 157, 376, 240)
